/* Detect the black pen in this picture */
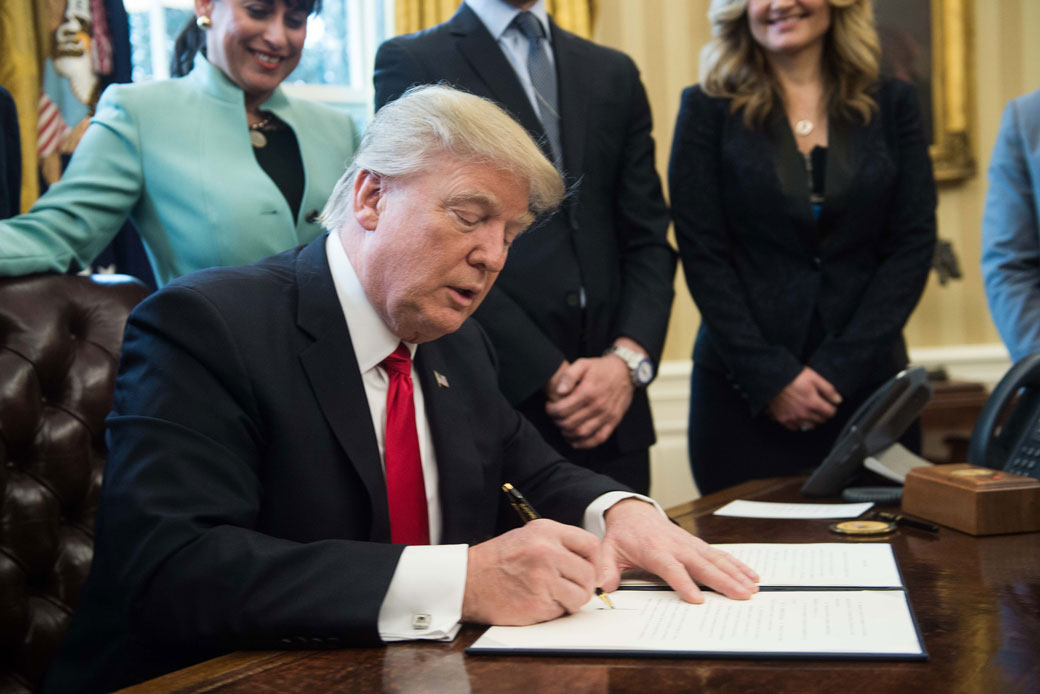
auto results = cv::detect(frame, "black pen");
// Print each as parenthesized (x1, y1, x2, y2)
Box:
(501, 483, 615, 609)
(876, 511, 939, 533)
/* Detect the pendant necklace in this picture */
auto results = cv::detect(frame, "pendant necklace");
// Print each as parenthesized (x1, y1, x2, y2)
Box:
(794, 119, 814, 137)
(249, 113, 275, 148)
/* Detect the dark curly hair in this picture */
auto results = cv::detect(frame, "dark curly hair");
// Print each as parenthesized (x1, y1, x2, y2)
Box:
(170, 0, 323, 78)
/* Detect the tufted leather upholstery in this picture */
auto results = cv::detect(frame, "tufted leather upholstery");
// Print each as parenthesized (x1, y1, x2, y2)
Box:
(0, 274, 149, 694)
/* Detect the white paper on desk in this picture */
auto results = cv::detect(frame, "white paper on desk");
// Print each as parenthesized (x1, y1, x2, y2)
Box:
(620, 543, 902, 589)
(713, 499, 873, 519)
(469, 590, 924, 657)
(712, 543, 903, 587)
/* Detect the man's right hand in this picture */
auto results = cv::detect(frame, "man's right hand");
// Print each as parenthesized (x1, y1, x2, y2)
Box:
(461, 519, 600, 625)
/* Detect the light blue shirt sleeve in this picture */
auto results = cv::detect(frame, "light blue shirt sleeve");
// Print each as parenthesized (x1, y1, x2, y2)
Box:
(981, 90, 1040, 362)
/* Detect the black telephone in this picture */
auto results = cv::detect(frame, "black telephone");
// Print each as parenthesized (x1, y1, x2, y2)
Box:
(801, 366, 933, 497)
(969, 353, 1040, 479)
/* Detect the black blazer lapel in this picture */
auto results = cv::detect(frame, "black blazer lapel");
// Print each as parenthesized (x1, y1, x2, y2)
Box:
(818, 116, 856, 246)
(766, 111, 817, 252)
(294, 236, 392, 543)
(550, 21, 588, 181)
(414, 342, 487, 544)
(449, 4, 546, 142)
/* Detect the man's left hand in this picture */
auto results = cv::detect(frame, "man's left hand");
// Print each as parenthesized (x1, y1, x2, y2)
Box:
(544, 356, 633, 449)
(596, 499, 760, 603)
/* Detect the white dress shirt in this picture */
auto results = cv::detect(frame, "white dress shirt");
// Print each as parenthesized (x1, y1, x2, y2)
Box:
(466, 0, 554, 119)
(325, 233, 659, 641)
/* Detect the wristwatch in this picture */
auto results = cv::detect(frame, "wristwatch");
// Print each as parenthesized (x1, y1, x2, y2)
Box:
(604, 344, 655, 387)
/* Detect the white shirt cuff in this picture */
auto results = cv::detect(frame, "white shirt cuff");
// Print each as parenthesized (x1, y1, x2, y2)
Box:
(583, 491, 664, 538)
(377, 544, 468, 642)
(376, 493, 660, 641)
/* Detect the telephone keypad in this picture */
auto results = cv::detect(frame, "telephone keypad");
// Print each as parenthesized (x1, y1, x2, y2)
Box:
(1007, 435, 1040, 478)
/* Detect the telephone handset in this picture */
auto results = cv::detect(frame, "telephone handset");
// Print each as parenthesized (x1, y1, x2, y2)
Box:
(801, 366, 932, 497)
(969, 353, 1040, 479)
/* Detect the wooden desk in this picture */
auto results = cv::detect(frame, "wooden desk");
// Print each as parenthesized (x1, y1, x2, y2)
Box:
(120, 478, 1040, 694)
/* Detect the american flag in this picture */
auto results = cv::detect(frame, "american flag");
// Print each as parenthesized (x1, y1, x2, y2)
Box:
(37, 93, 69, 159)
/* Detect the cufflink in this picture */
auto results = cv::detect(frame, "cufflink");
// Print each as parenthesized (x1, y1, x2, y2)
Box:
(411, 613, 432, 630)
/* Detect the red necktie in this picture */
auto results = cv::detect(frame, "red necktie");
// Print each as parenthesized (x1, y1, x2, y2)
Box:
(380, 343, 430, 545)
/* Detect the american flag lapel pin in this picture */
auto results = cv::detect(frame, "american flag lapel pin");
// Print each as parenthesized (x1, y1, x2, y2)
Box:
(434, 370, 450, 388)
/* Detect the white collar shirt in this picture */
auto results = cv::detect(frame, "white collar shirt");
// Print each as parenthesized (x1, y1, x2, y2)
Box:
(326, 232, 464, 642)
(325, 230, 442, 543)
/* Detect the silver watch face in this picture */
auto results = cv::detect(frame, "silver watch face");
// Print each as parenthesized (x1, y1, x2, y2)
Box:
(634, 360, 654, 385)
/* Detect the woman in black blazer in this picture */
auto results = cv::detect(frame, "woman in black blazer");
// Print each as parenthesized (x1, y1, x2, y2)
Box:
(669, 0, 936, 495)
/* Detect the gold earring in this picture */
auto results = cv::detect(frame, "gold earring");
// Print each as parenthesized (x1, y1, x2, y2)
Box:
(196, 15, 212, 30)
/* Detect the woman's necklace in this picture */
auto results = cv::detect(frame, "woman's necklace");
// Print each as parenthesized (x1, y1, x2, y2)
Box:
(249, 113, 276, 148)
(794, 119, 815, 137)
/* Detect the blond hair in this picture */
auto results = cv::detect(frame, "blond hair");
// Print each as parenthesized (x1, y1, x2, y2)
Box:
(321, 84, 564, 232)
(700, 0, 881, 129)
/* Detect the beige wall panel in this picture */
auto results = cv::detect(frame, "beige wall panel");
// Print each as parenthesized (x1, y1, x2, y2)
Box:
(906, 0, 1040, 349)
(1025, 1, 1040, 84)
(592, 0, 1040, 364)
(595, 0, 707, 363)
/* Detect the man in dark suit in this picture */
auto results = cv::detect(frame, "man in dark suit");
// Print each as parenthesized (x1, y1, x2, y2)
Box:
(43, 86, 756, 694)
(374, 0, 676, 494)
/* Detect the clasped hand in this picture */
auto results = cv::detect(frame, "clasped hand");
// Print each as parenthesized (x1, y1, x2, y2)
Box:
(461, 500, 759, 626)
(766, 366, 843, 431)
(545, 341, 643, 449)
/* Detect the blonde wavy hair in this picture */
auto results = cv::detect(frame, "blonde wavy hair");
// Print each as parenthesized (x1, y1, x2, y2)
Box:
(700, 0, 881, 129)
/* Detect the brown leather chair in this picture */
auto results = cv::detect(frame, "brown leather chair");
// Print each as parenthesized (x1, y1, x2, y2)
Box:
(0, 273, 150, 694)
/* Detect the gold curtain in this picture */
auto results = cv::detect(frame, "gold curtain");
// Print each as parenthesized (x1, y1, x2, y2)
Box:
(394, 0, 597, 39)
(394, 0, 458, 35)
(545, 0, 596, 38)
(0, 0, 50, 210)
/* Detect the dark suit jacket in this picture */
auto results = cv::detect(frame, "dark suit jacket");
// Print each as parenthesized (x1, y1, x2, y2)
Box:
(373, 3, 675, 461)
(669, 79, 937, 415)
(0, 85, 20, 219)
(43, 235, 621, 694)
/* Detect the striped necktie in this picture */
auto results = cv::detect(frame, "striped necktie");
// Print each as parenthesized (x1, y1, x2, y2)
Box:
(512, 11, 562, 167)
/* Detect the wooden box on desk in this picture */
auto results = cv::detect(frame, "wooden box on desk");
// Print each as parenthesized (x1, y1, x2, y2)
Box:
(902, 464, 1040, 535)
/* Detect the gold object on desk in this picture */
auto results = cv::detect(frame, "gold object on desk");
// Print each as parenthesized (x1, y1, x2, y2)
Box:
(829, 520, 896, 536)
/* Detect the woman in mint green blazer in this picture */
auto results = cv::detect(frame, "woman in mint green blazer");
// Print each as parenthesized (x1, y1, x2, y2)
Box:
(0, 0, 357, 287)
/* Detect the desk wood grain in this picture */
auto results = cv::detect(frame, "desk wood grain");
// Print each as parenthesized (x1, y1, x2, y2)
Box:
(119, 478, 1040, 694)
